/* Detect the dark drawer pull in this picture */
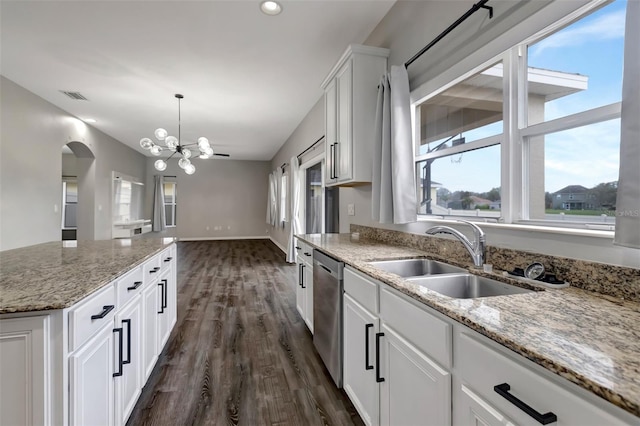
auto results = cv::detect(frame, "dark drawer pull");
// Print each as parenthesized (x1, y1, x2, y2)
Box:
(494, 383, 557, 425)
(300, 264, 306, 289)
(122, 319, 132, 365)
(375, 332, 385, 383)
(162, 279, 168, 309)
(149, 266, 160, 274)
(127, 281, 143, 291)
(365, 323, 374, 371)
(295, 246, 302, 250)
(91, 305, 115, 320)
(158, 281, 165, 314)
(304, 252, 311, 257)
(164, 257, 173, 262)
(113, 327, 123, 377)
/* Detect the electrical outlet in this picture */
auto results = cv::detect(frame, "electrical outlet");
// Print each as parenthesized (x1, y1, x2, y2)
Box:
(206, 226, 210, 231)
(347, 203, 355, 216)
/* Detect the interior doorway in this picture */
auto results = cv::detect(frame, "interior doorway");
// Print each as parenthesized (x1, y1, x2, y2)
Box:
(61, 142, 95, 241)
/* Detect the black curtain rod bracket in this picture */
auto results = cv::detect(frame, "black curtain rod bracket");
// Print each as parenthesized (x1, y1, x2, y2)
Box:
(404, 0, 493, 69)
(280, 135, 325, 170)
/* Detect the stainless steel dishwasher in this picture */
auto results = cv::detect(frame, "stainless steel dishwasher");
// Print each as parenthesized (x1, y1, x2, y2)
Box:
(313, 250, 344, 388)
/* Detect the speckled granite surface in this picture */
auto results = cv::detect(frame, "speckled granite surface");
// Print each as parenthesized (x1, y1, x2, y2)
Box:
(0, 238, 175, 314)
(298, 233, 640, 418)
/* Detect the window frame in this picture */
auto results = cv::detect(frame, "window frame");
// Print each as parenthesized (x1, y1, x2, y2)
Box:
(411, 0, 622, 232)
(163, 180, 177, 228)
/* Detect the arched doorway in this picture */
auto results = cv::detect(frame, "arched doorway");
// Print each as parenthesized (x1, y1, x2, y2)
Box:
(61, 141, 95, 241)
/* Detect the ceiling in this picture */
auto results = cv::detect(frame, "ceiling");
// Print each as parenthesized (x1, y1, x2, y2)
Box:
(1, 0, 395, 161)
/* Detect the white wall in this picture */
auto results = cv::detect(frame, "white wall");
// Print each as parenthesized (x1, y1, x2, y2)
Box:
(144, 157, 271, 241)
(0, 76, 147, 251)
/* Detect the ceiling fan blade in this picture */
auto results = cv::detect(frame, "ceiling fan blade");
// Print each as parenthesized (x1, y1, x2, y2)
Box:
(214, 153, 230, 157)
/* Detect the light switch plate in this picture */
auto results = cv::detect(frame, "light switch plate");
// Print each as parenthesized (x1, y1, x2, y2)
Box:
(347, 203, 355, 216)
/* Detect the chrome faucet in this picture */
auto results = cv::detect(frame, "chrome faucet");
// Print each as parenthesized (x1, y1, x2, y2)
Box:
(425, 220, 486, 268)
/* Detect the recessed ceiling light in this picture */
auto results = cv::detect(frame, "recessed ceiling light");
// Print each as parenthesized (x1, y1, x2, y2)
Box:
(260, 1, 282, 15)
(83, 118, 97, 123)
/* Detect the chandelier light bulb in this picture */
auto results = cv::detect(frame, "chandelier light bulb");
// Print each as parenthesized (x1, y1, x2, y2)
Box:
(199, 153, 210, 159)
(182, 148, 192, 159)
(165, 136, 178, 149)
(204, 146, 214, 156)
(140, 138, 153, 150)
(260, 1, 282, 15)
(154, 128, 168, 141)
(154, 159, 167, 171)
(178, 157, 191, 169)
(185, 164, 196, 175)
(150, 145, 163, 156)
(197, 137, 210, 150)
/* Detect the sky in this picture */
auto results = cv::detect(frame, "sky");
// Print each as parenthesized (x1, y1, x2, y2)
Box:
(425, 0, 626, 195)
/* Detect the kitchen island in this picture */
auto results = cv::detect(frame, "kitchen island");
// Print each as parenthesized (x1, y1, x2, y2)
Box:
(0, 237, 177, 425)
(297, 232, 640, 424)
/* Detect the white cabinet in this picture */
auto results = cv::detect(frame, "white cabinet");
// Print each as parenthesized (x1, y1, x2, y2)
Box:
(114, 296, 143, 425)
(69, 323, 116, 426)
(141, 279, 159, 381)
(295, 240, 314, 333)
(0, 315, 50, 426)
(157, 269, 175, 352)
(321, 44, 389, 186)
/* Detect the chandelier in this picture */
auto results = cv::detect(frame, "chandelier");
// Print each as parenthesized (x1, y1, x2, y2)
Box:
(139, 94, 214, 175)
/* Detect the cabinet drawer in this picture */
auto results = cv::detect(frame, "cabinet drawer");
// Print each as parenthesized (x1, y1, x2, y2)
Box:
(142, 254, 161, 278)
(456, 330, 629, 425)
(344, 267, 378, 314)
(116, 265, 143, 307)
(379, 287, 451, 369)
(68, 284, 116, 352)
(159, 246, 175, 269)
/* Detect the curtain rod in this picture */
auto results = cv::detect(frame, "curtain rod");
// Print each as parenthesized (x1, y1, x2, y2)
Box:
(281, 135, 325, 170)
(404, 0, 493, 69)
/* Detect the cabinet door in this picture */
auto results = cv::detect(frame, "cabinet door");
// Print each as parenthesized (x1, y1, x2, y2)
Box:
(157, 271, 175, 353)
(142, 282, 159, 381)
(379, 324, 451, 426)
(336, 60, 353, 182)
(296, 262, 305, 318)
(0, 316, 49, 426)
(324, 79, 338, 184)
(456, 384, 515, 426)
(114, 297, 143, 425)
(303, 260, 314, 334)
(343, 294, 379, 426)
(69, 324, 115, 426)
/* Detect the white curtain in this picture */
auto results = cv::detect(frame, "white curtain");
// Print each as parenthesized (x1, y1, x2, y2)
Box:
(614, 0, 640, 249)
(152, 175, 166, 232)
(286, 156, 302, 263)
(275, 167, 284, 226)
(372, 65, 417, 224)
(266, 172, 272, 225)
(267, 171, 278, 226)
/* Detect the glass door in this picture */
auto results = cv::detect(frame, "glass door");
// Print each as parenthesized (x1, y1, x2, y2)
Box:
(305, 162, 323, 233)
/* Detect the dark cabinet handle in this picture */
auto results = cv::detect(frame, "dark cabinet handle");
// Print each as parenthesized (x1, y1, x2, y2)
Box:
(494, 383, 557, 425)
(333, 142, 338, 179)
(375, 332, 385, 383)
(149, 266, 160, 274)
(164, 257, 173, 262)
(113, 327, 123, 377)
(127, 281, 143, 291)
(329, 143, 335, 179)
(162, 279, 168, 309)
(298, 264, 303, 287)
(295, 246, 302, 250)
(158, 281, 165, 314)
(122, 319, 132, 365)
(301, 264, 306, 289)
(304, 252, 311, 257)
(365, 324, 374, 370)
(91, 305, 115, 320)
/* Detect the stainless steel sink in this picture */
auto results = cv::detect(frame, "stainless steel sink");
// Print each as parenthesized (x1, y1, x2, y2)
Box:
(369, 258, 466, 277)
(406, 273, 534, 298)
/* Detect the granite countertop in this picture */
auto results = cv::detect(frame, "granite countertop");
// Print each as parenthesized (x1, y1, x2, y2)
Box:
(0, 238, 175, 314)
(298, 233, 640, 419)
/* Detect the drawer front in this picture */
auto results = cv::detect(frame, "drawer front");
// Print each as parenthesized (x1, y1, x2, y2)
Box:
(344, 267, 378, 314)
(69, 284, 116, 352)
(159, 246, 175, 270)
(116, 265, 144, 307)
(142, 254, 162, 279)
(456, 330, 628, 426)
(379, 287, 451, 369)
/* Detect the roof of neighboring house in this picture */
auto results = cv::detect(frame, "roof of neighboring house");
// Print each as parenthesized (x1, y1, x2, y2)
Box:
(553, 185, 589, 194)
(469, 195, 493, 205)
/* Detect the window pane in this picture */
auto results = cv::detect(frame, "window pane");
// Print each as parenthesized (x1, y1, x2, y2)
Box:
(419, 62, 503, 155)
(526, 0, 625, 124)
(163, 182, 175, 204)
(417, 144, 501, 218)
(165, 205, 174, 227)
(526, 119, 619, 223)
(306, 163, 322, 233)
(65, 182, 78, 203)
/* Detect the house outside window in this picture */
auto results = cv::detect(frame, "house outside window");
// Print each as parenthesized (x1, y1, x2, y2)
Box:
(414, 0, 625, 229)
(163, 180, 177, 227)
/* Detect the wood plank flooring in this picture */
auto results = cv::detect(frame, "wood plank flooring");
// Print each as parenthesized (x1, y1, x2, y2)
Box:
(127, 240, 363, 426)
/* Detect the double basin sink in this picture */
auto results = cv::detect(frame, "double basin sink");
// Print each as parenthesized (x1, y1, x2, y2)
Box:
(368, 259, 534, 299)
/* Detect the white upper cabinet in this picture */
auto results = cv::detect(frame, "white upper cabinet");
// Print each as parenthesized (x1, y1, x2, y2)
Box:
(322, 45, 389, 186)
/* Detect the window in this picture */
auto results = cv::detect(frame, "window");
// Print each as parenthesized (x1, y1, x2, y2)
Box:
(62, 177, 77, 229)
(280, 172, 288, 224)
(414, 0, 626, 229)
(163, 180, 177, 227)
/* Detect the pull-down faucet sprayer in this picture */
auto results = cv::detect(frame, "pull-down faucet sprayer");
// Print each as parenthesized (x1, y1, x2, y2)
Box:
(425, 220, 486, 268)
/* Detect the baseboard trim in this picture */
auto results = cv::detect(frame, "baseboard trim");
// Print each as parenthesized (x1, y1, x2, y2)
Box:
(269, 237, 287, 255)
(178, 236, 270, 242)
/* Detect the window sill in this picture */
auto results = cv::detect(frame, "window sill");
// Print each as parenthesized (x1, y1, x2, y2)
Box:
(416, 216, 614, 239)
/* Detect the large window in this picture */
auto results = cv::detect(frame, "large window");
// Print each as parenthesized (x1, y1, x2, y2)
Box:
(62, 177, 77, 229)
(163, 180, 177, 227)
(414, 0, 626, 229)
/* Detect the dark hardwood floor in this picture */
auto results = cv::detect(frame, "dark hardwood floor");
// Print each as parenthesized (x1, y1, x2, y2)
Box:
(127, 240, 363, 426)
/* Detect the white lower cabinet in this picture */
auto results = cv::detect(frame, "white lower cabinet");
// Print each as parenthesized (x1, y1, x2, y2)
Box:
(142, 279, 159, 381)
(295, 240, 314, 333)
(114, 296, 143, 425)
(69, 323, 115, 426)
(456, 383, 515, 426)
(157, 270, 175, 352)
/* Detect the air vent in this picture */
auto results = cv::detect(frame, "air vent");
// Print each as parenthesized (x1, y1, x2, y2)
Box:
(60, 91, 88, 101)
